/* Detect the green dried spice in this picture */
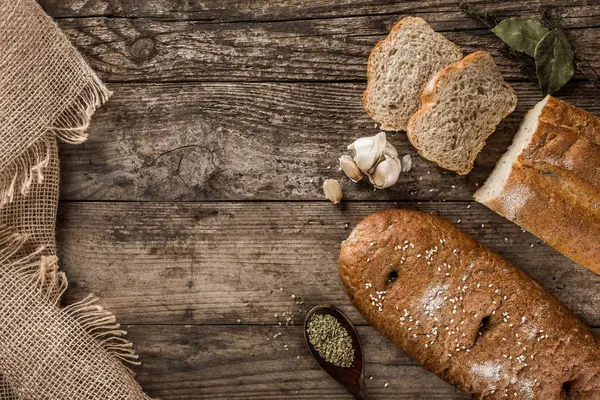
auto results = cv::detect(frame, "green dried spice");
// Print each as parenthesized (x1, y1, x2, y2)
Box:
(307, 314, 355, 368)
(460, 2, 586, 94)
(492, 18, 549, 57)
(534, 29, 575, 95)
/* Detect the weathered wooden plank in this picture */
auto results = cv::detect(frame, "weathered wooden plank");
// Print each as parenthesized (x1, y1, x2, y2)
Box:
(40, 0, 600, 30)
(126, 323, 600, 398)
(59, 80, 600, 202)
(58, 201, 600, 327)
(53, 15, 600, 82)
(127, 324, 468, 399)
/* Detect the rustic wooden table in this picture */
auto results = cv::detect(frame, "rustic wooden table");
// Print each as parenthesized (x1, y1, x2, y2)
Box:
(39, 1, 600, 399)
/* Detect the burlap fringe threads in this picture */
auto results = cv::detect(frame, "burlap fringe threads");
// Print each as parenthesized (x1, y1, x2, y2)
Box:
(0, 86, 153, 398)
(0, 76, 111, 208)
(0, 0, 153, 397)
(0, 226, 142, 370)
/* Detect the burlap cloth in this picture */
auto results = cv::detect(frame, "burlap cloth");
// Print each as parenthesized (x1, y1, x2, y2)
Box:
(0, 1, 152, 398)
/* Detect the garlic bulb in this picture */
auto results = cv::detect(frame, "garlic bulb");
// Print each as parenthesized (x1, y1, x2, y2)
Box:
(339, 155, 363, 182)
(343, 132, 403, 189)
(323, 179, 342, 204)
(347, 132, 387, 174)
(368, 154, 402, 189)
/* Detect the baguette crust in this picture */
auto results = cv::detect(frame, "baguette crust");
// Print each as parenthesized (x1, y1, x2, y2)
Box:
(363, 17, 462, 131)
(476, 96, 600, 274)
(339, 210, 600, 399)
(407, 51, 517, 175)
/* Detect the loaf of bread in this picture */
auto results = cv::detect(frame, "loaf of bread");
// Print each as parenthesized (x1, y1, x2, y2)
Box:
(475, 96, 600, 274)
(407, 51, 517, 175)
(339, 210, 600, 399)
(363, 17, 462, 131)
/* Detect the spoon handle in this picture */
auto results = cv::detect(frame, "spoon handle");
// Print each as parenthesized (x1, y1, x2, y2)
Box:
(348, 378, 370, 400)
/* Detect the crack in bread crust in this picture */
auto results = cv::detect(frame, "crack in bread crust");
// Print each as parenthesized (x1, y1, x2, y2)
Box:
(476, 96, 600, 274)
(339, 209, 600, 399)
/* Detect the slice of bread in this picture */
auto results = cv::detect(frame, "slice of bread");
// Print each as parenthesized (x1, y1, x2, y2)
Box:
(407, 51, 517, 175)
(363, 17, 462, 131)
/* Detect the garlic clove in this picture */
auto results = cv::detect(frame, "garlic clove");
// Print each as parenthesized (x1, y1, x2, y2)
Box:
(401, 154, 412, 172)
(368, 155, 402, 189)
(339, 155, 363, 182)
(347, 132, 387, 174)
(323, 179, 343, 204)
(383, 140, 399, 158)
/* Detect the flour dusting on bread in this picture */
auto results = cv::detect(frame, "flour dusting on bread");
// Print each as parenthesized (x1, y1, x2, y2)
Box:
(339, 210, 600, 399)
(420, 284, 448, 317)
(469, 361, 503, 384)
(475, 96, 600, 274)
(498, 184, 531, 221)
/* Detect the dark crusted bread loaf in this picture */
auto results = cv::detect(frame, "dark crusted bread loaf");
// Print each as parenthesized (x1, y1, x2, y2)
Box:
(339, 210, 600, 399)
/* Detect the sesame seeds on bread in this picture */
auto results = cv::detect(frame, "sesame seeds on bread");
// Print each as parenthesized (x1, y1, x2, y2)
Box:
(363, 17, 462, 131)
(339, 209, 600, 399)
(407, 51, 517, 175)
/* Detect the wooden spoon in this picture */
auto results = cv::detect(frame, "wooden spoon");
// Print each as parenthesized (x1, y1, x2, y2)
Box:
(304, 305, 370, 400)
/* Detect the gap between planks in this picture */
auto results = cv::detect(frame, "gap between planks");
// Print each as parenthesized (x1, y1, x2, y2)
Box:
(58, 201, 600, 326)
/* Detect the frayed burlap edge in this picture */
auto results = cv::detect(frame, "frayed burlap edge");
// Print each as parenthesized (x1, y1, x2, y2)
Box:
(0, 74, 112, 208)
(0, 226, 143, 371)
(0, 0, 152, 397)
(0, 77, 152, 376)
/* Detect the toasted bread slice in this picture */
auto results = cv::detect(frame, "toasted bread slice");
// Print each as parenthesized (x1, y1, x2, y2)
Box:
(407, 51, 517, 175)
(363, 17, 462, 131)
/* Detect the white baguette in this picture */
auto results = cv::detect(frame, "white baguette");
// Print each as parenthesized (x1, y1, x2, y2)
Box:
(475, 95, 600, 274)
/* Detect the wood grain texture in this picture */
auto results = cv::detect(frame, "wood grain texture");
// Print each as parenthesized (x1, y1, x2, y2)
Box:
(128, 323, 600, 399)
(58, 201, 600, 326)
(51, 14, 600, 83)
(59, 80, 600, 202)
(128, 325, 600, 400)
(126, 324, 468, 399)
(39, 0, 600, 28)
(39, 2, 600, 397)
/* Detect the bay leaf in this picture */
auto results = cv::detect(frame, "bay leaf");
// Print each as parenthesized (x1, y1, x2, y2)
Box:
(492, 18, 549, 57)
(534, 29, 575, 95)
